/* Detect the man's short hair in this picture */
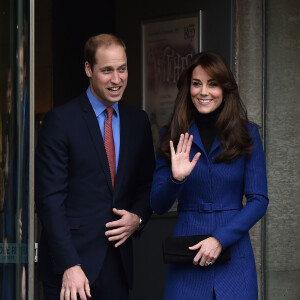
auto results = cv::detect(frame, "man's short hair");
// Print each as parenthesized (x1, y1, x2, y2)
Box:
(84, 33, 127, 70)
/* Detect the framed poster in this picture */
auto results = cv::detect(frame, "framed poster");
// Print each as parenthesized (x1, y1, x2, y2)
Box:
(142, 12, 202, 146)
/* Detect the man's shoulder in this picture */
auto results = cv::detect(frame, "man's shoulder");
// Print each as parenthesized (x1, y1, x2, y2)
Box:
(45, 93, 88, 121)
(53, 93, 87, 113)
(118, 102, 148, 119)
(41, 93, 89, 129)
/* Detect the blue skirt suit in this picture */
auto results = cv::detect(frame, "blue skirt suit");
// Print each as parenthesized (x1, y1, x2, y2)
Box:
(150, 123, 268, 300)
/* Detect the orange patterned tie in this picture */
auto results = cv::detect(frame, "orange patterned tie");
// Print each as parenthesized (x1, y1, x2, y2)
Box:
(104, 107, 115, 188)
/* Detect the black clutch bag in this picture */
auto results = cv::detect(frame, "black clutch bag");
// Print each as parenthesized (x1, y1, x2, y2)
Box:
(162, 235, 231, 264)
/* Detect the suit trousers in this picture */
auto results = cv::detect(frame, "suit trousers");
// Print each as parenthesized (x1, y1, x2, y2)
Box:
(43, 244, 129, 300)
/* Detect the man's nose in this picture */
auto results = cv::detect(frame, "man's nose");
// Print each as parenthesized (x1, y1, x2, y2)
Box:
(111, 71, 121, 84)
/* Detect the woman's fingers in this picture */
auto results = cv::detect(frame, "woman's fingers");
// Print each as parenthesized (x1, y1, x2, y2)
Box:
(191, 152, 201, 167)
(190, 238, 222, 267)
(193, 251, 204, 266)
(181, 133, 189, 153)
(170, 133, 200, 181)
(170, 140, 175, 157)
(186, 134, 194, 153)
(173, 133, 194, 155)
(189, 241, 203, 265)
(194, 250, 211, 267)
(188, 241, 202, 250)
(176, 134, 184, 153)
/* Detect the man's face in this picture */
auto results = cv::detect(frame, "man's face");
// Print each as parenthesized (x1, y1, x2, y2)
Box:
(85, 45, 128, 106)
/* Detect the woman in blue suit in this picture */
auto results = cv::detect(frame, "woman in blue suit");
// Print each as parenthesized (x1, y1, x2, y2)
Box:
(150, 51, 268, 300)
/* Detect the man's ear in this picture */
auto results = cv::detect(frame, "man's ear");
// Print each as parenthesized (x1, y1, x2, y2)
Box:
(85, 61, 92, 78)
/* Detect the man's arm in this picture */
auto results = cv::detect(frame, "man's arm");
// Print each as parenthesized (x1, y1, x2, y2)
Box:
(36, 111, 92, 299)
(35, 111, 81, 272)
(105, 110, 155, 246)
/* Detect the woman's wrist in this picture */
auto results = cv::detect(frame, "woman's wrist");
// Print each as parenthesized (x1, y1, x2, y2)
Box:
(171, 174, 186, 182)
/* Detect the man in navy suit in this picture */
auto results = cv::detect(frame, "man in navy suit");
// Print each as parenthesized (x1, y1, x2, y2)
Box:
(35, 33, 155, 300)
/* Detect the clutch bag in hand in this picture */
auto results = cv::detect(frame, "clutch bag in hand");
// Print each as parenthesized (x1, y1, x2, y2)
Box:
(162, 235, 231, 264)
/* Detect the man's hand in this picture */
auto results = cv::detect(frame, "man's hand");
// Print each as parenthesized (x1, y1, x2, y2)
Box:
(105, 208, 140, 247)
(60, 265, 91, 300)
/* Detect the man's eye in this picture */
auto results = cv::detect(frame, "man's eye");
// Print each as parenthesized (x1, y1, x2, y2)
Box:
(102, 69, 111, 73)
(119, 67, 127, 73)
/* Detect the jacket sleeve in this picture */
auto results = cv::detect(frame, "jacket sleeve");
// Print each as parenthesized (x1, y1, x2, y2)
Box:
(213, 125, 269, 249)
(35, 110, 81, 273)
(150, 151, 187, 215)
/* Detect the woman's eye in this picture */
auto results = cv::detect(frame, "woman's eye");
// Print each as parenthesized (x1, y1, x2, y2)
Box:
(192, 81, 201, 87)
(210, 82, 218, 87)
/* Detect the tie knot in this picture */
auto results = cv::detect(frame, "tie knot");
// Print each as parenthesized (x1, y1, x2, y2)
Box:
(106, 107, 114, 120)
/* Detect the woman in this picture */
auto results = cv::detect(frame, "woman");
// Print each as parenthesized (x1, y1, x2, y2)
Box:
(150, 51, 268, 300)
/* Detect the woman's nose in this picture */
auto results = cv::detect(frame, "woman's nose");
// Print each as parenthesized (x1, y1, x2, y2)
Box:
(200, 84, 208, 96)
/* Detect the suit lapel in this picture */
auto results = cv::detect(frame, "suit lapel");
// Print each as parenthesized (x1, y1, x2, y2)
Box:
(80, 94, 113, 193)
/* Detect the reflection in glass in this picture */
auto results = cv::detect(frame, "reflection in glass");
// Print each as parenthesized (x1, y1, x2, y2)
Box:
(0, 0, 29, 299)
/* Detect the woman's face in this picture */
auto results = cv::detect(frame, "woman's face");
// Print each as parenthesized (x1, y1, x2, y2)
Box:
(190, 65, 223, 114)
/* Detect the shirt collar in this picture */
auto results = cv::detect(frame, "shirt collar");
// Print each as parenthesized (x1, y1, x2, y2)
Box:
(86, 86, 119, 117)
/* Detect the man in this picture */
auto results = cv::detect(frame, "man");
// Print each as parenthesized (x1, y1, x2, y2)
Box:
(35, 33, 155, 300)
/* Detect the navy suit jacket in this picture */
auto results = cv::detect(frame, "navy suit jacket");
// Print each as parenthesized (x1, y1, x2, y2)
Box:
(35, 92, 155, 287)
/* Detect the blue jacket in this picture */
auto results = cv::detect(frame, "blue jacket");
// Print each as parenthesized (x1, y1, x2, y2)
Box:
(150, 123, 268, 300)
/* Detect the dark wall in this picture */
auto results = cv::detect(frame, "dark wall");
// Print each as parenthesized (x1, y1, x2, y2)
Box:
(52, 0, 116, 107)
(116, 0, 233, 108)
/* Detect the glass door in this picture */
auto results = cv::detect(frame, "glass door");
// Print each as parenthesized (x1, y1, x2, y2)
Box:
(0, 0, 34, 298)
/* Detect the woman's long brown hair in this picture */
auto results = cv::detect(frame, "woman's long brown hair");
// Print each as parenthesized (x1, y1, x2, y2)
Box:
(157, 51, 253, 163)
